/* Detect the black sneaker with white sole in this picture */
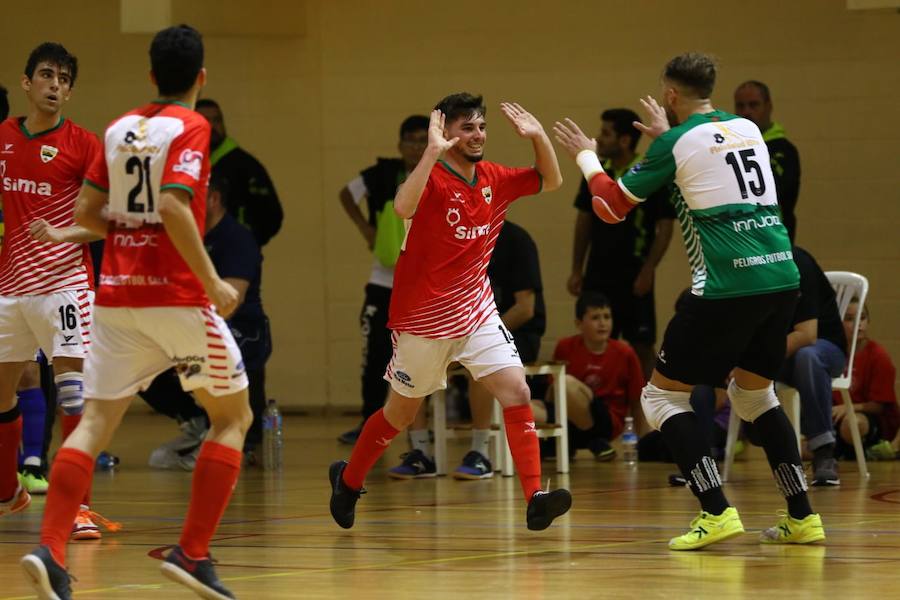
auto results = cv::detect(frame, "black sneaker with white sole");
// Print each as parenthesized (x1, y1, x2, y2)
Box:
(160, 545, 235, 599)
(329, 460, 366, 529)
(20, 545, 73, 600)
(811, 456, 840, 486)
(526, 489, 573, 531)
(453, 450, 494, 480)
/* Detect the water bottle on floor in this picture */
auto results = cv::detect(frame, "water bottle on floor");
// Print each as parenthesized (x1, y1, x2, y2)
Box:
(262, 399, 283, 471)
(622, 416, 638, 467)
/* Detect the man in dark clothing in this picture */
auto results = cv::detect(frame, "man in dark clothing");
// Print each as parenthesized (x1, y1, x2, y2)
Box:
(196, 98, 283, 246)
(568, 108, 674, 378)
(734, 81, 801, 241)
(778, 246, 846, 486)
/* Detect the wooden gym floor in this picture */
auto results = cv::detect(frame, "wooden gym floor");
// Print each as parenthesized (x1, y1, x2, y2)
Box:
(1, 413, 898, 599)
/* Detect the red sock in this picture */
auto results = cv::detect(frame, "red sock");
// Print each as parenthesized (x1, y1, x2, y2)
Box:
(59, 414, 92, 505)
(342, 408, 400, 490)
(40, 448, 93, 567)
(179, 442, 242, 559)
(0, 411, 22, 501)
(503, 405, 542, 502)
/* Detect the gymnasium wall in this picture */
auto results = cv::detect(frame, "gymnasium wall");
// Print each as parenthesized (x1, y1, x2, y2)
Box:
(1, 0, 897, 409)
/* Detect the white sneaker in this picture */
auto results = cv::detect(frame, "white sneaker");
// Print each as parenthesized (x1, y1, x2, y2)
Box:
(157, 416, 208, 453)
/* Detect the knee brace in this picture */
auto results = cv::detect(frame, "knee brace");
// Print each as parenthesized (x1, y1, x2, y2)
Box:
(727, 380, 778, 423)
(55, 372, 85, 416)
(640, 383, 693, 431)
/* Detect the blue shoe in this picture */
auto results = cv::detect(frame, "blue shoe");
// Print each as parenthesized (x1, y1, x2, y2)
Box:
(387, 449, 436, 480)
(453, 451, 494, 480)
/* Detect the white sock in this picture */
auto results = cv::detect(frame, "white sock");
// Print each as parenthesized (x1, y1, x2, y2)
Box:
(470, 429, 491, 458)
(409, 429, 431, 457)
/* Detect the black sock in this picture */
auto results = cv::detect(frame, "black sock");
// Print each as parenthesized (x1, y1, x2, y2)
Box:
(752, 407, 814, 519)
(660, 412, 730, 515)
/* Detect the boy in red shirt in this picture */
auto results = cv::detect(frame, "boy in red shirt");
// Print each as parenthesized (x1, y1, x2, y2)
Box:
(833, 299, 898, 459)
(535, 292, 644, 460)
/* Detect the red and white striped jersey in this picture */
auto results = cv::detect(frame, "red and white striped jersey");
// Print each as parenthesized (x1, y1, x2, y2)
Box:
(388, 160, 541, 339)
(85, 101, 211, 308)
(0, 117, 99, 296)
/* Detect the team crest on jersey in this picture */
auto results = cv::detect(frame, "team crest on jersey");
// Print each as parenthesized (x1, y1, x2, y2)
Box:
(40, 145, 58, 163)
(446, 207, 461, 226)
(481, 186, 492, 204)
(172, 148, 204, 180)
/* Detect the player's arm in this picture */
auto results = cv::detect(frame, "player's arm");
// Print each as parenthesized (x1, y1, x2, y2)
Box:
(501, 289, 536, 332)
(785, 318, 817, 358)
(339, 184, 375, 249)
(394, 110, 458, 219)
(223, 277, 250, 311)
(29, 219, 103, 244)
(158, 188, 238, 317)
(554, 118, 639, 223)
(73, 184, 111, 237)
(500, 102, 562, 192)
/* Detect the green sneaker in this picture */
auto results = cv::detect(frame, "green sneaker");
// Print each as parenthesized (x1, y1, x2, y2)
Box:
(866, 439, 895, 461)
(18, 468, 49, 495)
(669, 506, 745, 550)
(760, 511, 825, 544)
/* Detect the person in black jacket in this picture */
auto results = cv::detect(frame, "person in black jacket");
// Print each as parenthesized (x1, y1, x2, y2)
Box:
(336, 115, 429, 444)
(196, 99, 283, 246)
(734, 81, 801, 241)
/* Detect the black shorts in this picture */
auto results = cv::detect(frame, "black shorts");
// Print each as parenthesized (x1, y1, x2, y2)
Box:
(513, 332, 541, 365)
(584, 282, 656, 344)
(656, 288, 798, 386)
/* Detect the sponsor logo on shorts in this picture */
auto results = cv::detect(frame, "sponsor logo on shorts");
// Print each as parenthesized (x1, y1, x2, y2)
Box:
(174, 355, 205, 379)
(658, 349, 667, 364)
(395, 370, 414, 388)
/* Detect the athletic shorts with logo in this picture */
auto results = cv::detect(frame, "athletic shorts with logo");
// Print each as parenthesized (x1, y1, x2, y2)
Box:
(84, 305, 248, 399)
(656, 288, 798, 386)
(385, 312, 523, 398)
(0, 289, 93, 362)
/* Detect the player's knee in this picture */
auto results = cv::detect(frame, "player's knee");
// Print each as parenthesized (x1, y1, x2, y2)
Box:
(793, 345, 822, 372)
(55, 371, 85, 416)
(728, 380, 778, 422)
(640, 383, 692, 431)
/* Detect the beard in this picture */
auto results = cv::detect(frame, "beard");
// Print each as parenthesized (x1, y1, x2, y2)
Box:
(463, 152, 483, 163)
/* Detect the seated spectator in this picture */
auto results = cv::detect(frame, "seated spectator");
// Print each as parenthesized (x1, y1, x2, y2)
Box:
(387, 220, 547, 479)
(777, 246, 847, 486)
(833, 298, 898, 460)
(534, 292, 644, 461)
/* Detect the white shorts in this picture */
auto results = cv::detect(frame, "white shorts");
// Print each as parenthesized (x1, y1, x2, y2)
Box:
(0, 290, 93, 363)
(84, 305, 249, 400)
(384, 313, 523, 398)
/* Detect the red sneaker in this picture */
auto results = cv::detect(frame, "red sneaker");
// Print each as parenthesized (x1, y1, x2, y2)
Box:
(0, 484, 31, 517)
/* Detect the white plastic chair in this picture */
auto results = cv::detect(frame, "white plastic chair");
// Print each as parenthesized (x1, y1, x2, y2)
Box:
(722, 271, 870, 481)
(433, 362, 569, 476)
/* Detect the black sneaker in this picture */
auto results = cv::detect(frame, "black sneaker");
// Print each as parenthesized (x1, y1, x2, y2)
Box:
(668, 473, 689, 487)
(526, 489, 572, 531)
(453, 450, 494, 480)
(20, 545, 74, 600)
(811, 457, 840, 486)
(159, 545, 235, 599)
(337, 425, 362, 445)
(387, 449, 437, 480)
(329, 460, 366, 529)
(587, 438, 616, 462)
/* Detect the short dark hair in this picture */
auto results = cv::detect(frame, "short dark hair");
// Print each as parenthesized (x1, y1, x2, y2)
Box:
(24, 42, 78, 87)
(736, 80, 771, 103)
(601, 108, 641, 151)
(150, 25, 204, 97)
(208, 170, 230, 202)
(196, 98, 220, 112)
(664, 52, 717, 99)
(0, 86, 8, 121)
(399, 115, 429, 138)
(435, 93, 486, 124)
(576, 292, 611, 320)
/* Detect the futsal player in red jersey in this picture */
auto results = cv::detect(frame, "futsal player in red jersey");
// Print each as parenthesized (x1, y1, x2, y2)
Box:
(330, 93, 572, 531)
(21, 26, 250, 600)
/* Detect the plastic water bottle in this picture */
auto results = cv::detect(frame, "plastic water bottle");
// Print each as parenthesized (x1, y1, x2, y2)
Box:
(262, 399, 283, 471)
(622, 416, 638, 467)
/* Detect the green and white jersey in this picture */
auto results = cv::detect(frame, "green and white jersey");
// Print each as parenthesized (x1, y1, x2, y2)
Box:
(619, 110, 799, 298)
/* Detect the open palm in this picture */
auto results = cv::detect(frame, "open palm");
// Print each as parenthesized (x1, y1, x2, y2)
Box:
(428, 109, 458, 154)
(501, 102, 544, 138)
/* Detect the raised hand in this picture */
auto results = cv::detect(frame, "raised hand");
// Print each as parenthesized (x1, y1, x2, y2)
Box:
(29, 219, 64, 243)
(501, 102, 545, 139)
(634, 95, 670, 139)
(552, 118, 597, 160)
(427, 109, 459, 155)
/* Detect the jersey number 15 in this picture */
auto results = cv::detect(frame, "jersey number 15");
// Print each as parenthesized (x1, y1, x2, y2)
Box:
(724, 149, 766, 200)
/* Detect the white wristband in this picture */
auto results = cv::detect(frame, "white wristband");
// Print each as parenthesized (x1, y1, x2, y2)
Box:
(575, 150, 604, 181)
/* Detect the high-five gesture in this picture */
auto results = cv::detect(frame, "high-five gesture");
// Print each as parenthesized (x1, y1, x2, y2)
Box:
(552, 118, 597, 160)
(427, 109, 459, 155)
(634, 95, 670, 140)
(501, 102, 545, 139)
